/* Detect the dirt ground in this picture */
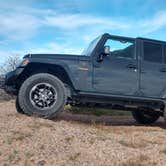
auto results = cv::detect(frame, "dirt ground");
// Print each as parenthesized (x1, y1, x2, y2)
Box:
(0, 101, 166, 166)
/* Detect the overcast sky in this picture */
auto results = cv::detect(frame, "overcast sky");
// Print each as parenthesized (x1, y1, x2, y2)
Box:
(0, 0, 166, 64)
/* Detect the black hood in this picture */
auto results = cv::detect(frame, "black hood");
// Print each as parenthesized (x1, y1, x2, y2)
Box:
(24, 53, 89, 60)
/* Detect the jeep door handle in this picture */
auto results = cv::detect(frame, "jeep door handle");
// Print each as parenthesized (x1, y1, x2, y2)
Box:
(126, 64, 136, 69)
(160, 68, 166, 72)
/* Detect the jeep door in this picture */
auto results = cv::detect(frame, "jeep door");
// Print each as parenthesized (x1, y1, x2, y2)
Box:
(140, 40, 166, 98)
(93, 36, 138, 96)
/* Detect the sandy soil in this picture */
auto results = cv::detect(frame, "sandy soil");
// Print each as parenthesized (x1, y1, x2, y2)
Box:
(0, 101, 166, 166)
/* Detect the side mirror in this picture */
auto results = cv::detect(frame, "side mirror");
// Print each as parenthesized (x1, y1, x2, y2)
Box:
(97, 54, 104, 62)
(104, 45, 110, 55)
(97, 46, 110, 62)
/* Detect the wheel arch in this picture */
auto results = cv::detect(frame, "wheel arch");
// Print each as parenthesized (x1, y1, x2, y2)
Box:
(16, 62, 77, 94)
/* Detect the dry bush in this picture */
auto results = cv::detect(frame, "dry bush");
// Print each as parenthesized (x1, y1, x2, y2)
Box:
(0, 54, 21, 75)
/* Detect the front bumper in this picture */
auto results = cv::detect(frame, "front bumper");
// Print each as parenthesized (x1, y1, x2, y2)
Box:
(5, 68, 24, 94)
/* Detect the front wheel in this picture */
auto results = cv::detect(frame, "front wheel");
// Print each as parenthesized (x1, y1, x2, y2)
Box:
(15, 97, 24, 114)
(132, 108, 160, 124)
(18, 73, 67, 119)
(164, 107, 166, 126)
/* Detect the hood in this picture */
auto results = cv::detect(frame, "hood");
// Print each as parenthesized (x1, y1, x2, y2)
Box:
(24, 53, 89, 60)
(24, 53, 80, 59)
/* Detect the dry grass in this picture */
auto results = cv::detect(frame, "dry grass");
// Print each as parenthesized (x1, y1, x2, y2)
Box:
(160, 147, 166, 155)
(118, 139, 147, 149)
(0, 101, 165, 166)
(27, 120, 54, 130)
(69, 152, 81, 161)
(122, 154, 158, 166)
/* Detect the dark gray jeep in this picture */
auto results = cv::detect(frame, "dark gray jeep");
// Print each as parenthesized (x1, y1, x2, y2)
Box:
(5, 33, 166, 124)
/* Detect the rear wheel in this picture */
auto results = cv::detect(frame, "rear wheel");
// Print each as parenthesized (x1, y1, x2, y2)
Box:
(132, 108, 160, 124)
(18, 73, 67, 119)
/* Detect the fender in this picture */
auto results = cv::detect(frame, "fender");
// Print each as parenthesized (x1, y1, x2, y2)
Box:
(20, 58, 80, 90)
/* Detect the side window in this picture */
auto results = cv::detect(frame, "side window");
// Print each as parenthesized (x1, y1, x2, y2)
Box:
(144, 42, 162, 63)
(105, 39, 135, 59)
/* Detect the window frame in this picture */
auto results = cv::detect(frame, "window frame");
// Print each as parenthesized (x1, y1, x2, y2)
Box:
(104, 37, 136, 60)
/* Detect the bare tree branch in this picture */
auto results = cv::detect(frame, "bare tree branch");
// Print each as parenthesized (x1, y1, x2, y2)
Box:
(0, 54, 21, 75)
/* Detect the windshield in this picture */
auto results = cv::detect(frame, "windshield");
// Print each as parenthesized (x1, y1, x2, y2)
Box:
(82, 36, 101, 56)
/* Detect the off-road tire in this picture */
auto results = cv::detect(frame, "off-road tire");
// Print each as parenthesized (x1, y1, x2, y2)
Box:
(15, 97, 25, 114)
(132, 108, 160, 124)
(18, 73, 67, 119)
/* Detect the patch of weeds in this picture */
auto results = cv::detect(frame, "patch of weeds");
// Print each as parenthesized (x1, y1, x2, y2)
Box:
(118, 140, 147, 149)
(12, 131, 32, 141)
(25, 152, 34, 159)
(28, 121, 40, 130)
(28, 121, 53, 130)
(89, 138, 95, 145)
(97, 135, 109, 141)
(24, 159, 29, 166)
(24, 157, 33, 166)
(119, 140, 131, 147)
(139, 154, 149, 161)
(69, 152, 81, 161)
(4, 132, 31, 144)
(65, 136, 74, 143)
(39, 122, 54, 128)
(40, 145, 45, 150)
(3, 163, 9, 166)
(122, 159, 143, 166)
(5, 137, 13, 145)
(122, 154, 150, 166)
(5, 150, 18, 163)
(160, 147, 166, 154)
(142, 138, 163, 145)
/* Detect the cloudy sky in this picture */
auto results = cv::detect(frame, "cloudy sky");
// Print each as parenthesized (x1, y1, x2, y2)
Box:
(0, 0, 166, 64)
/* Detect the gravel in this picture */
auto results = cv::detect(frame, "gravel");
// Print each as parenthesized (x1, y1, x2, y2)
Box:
(0, 101, 166, 166)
